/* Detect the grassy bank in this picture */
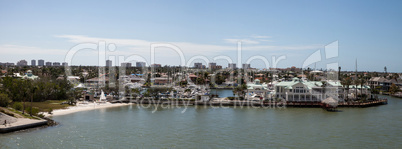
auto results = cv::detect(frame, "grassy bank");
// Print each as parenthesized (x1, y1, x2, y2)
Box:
(14, 100, 71, 112)
(0, 107, 39, 120)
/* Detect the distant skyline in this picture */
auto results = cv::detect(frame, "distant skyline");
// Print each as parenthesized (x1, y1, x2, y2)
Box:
(0, 0, 401, 72)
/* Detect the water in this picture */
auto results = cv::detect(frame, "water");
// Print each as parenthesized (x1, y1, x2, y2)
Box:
(1, 95, 401, 148)
(211, 89, 235, 98)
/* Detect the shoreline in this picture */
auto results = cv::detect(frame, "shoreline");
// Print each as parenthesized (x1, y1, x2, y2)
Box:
(43, 98, 389, 117)
(43, 102, 133, 117)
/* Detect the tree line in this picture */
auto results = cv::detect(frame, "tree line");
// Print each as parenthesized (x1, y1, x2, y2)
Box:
(0, 76, 75, 103)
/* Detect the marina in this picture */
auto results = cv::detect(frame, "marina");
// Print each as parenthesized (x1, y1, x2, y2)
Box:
(1, 1, 402, 148)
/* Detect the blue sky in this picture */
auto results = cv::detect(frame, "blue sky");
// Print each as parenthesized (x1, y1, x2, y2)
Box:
(0, 0, 401, 72)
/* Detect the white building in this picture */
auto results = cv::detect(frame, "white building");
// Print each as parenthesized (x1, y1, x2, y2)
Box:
(274, 78, 348, 102)
(22, 70, 39, 80)
(246, 79, 273, 100)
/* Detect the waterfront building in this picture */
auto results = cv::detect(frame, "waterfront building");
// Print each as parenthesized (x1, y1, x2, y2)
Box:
(38, 59, 45, 66)
(246, 79, 273, 100)
(31, 60, 36, 66)
(86, 77, 109, 88)
(17, 60, 27, 66)
(274, 78, 347, 102)
(136, 62, 146, 67)
(62, 62, 68, 67)
(368, 77, 402, 92)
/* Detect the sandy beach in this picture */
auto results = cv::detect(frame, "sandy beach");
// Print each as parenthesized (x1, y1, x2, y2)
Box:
(43, 102, 133, 117)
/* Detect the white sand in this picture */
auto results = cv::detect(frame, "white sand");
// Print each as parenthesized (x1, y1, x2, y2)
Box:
(43, 102, 133, 117)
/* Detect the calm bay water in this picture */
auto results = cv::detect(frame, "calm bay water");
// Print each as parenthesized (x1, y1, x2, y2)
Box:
(1, 95, 401, 148)
(211, 89, 235, 98)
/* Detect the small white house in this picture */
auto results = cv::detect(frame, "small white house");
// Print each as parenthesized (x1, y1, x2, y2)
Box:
(246, 79, 272, 100)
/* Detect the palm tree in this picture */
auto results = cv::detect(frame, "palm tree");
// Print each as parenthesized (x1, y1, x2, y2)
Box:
(360, 77, 367, 99)
(321, 81, 328, 100)
(392, 73, 399, 82)
(341, 77, 352, 101)
(353, 78, 360, 100)
(29, 82, 38, 117)
(390, 83, 399, 95)
(234, 84, 247, 100)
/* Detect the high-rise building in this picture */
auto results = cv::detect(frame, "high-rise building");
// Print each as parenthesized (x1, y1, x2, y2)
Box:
(45, 62, 52, 66)
(121, 62, 132, 67)
(31, 60, 36, 66)
(38, 59, 45, 66)
(228, 63, 237, 69)
(242, 64, 251, 69)
(208, 62, 216, 69)
(62, 62, 68, 67)
(106, 60, 112, 67)
(194, 62, 202, 69)
(136, 62, 146, 67)
(17, 60, 28, 66)
(0, 62, 15, 67)
(53, 62, 61, 66)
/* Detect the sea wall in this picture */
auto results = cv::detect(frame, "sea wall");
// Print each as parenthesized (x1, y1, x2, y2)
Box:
(0, 119, 48, 133)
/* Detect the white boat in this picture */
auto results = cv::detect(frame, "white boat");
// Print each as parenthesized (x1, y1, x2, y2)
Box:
(97, 90, 107, 103)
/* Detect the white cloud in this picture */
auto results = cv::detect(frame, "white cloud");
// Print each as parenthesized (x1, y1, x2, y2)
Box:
(55, 35, 322, 54)
(0, 35, 325, 67)
(224, 38, 260, 44)
(251, 35, 272, 39)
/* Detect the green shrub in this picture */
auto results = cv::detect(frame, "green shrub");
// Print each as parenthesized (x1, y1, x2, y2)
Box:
(0, 93, 11, 107)
(38, 113, 45, 118)
(13, 102, 23, 111)
(48, 108, 53, 114)
(27, 107, 40, 116)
